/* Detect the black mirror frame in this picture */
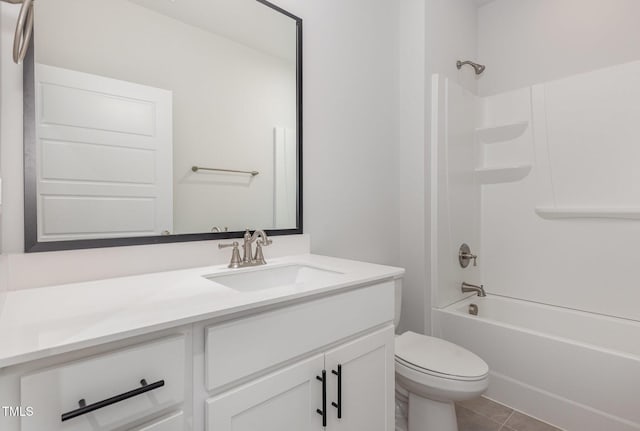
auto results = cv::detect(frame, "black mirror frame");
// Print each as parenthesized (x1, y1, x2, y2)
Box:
(23, 0, 302, 253)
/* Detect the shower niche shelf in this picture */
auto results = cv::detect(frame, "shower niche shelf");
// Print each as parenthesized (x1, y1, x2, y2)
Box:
(475, 164, 532, 185)
(535, 207, 640, 220)
(476, 121, 529, 144)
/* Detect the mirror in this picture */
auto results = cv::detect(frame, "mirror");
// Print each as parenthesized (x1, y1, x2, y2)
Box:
(23, 0, 302, 252)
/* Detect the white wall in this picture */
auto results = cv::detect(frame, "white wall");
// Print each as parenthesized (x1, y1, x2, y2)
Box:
(478, 0, 640, 96)
(36, 0, 297, 234)
(372, 0, 480, 335)
(426, 0, 479, 95)
(0, 4, 19, 308)
(431, 76, 482, 310)
(426, 0, 478, 333)
(395, 0, 426, 334)
(0, 4, 23, 255)
(0, 1, 407, 295)
(271, 0, 402, 265)
(478, 0, 640, 321)
(481, 67, 640, 322)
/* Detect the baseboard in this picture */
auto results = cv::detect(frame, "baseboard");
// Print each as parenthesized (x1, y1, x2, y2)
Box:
(486, 371, 640, 431)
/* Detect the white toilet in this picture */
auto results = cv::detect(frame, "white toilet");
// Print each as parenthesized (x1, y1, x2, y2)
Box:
(394, 283, 489, 431)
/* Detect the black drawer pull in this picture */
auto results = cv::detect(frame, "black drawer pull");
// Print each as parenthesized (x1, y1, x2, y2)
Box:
(316, 371, 327, 427)
(61, 379, 165, 422)
(331, 364, 342, 419)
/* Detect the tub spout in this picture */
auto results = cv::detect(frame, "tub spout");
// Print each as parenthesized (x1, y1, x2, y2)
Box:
(462, 282, 486, 297)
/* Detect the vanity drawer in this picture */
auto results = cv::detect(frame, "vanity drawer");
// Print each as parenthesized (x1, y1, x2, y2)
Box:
(20, 335, 186, 431)
(205, 281, 394, 391)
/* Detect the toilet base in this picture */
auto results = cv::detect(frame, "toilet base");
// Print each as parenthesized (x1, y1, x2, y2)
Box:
(395, 401, 408, 431)
(408, 393, 458, 431)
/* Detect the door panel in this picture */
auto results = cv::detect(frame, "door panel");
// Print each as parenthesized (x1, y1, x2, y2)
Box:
(35, 64, 173, 241)
(206, 354, 325, 431)
(325, 326, 395, 431)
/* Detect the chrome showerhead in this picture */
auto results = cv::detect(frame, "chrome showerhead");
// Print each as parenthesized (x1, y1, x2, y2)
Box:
(456, 60, 486, 75)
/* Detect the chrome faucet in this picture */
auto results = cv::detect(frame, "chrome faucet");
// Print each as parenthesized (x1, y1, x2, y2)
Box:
(461, 282, 486, 297)
(219, 229, 272, 269)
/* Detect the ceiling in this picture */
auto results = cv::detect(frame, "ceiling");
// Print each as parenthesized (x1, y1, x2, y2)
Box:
(127, 0, 297, 62)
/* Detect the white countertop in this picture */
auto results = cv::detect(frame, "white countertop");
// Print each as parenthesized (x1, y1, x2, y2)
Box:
(0, 254, 403, 368)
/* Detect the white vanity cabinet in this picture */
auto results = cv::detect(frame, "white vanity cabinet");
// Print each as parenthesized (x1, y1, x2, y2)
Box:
(0, 268, 400, 431)
(203, 282, 395, 431)
(206, 326, 394, 431)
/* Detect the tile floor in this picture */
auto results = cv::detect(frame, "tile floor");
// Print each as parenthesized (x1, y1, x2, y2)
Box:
(456, 396, 563, 431)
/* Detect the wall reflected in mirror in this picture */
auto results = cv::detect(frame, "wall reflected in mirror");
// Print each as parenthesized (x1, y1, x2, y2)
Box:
(30, 0, 299, 245)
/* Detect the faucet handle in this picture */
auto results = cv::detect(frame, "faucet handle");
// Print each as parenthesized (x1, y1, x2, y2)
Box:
(218, 241, 239, 249)
(459, 243, 478, 268)
(219, 241, 241, 268)
(462, 252, 477, 266)
(254, 242, 266, 265)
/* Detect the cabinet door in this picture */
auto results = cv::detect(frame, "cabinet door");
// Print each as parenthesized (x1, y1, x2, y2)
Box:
(206, 354, 325, 431)
(132, 411, 183, 431)
(325, 326, 395, 431)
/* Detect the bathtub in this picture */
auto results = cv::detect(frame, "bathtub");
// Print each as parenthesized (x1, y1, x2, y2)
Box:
(433, 295, 640, 431)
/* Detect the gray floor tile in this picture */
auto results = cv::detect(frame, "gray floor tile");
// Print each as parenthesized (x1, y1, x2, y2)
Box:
(504, 411, 562, 431)
(457, 396, 514, 425)
(456, 405, 503, 431)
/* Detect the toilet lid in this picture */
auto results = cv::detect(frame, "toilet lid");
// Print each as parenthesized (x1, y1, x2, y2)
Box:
(395, 332, 488, 379)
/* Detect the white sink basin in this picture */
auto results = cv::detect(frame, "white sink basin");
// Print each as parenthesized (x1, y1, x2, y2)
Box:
(204, 264, 344, 292)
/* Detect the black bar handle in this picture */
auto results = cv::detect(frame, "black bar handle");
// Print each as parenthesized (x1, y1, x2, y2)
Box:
(61, 379, 165, 422)
(331, 364, 342, 419)
(316, 371, 327, 427)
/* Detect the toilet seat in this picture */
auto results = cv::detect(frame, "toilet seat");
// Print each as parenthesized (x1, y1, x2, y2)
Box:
(395, 332, 488, 381)
(394, 332, 489, 403)
(395, 356, 486, 382)
(395, 357, 489, 403)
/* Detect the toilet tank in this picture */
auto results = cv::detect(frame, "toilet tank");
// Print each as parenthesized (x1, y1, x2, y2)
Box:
(394, 278, 402, 329)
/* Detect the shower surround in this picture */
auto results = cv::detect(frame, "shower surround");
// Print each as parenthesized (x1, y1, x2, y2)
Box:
(431, 60, 640, 431)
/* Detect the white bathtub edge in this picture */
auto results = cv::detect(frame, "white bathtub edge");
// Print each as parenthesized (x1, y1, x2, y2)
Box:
(487, 371, 640, 431)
